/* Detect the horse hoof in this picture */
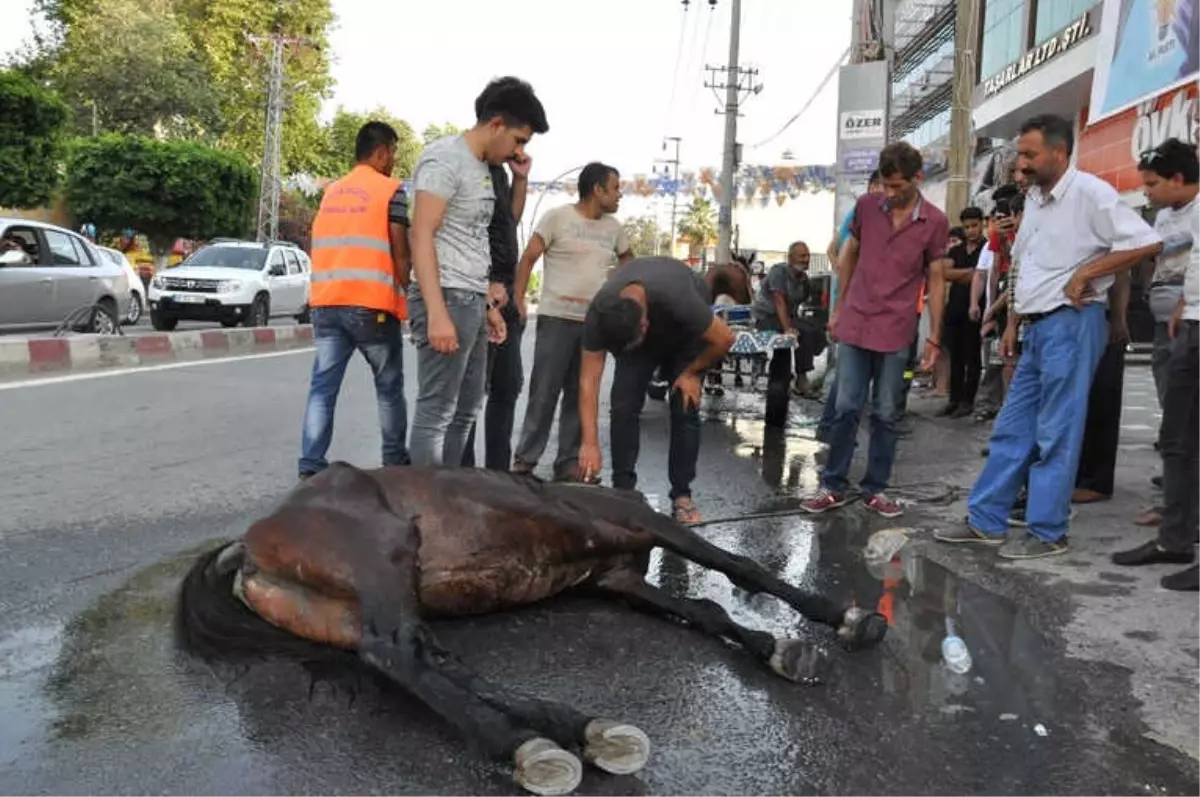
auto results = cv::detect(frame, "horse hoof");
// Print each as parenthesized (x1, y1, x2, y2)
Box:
(768, 638, 828, 685)
(583, 718, 651, 775)
(514, 737, 583, 796)
(838, 606, 888, 650)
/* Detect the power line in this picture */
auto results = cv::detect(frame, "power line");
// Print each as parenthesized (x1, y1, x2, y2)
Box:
(662, 6, 694, 136)
(748, 45, 848, 151)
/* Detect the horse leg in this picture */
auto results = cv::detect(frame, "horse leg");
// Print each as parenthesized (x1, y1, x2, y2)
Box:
(419, 637, 652, 776)
(629, 515, 887, 649)
(590, 568, 828, 684)
(357, 599, 585, 796)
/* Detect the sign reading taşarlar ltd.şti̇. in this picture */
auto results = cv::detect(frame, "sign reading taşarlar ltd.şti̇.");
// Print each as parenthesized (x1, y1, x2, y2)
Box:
(983, 12, 1095, 98)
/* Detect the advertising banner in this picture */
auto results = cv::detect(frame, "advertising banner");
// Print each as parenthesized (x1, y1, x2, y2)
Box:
(1088, 0, 1198, 125)
(1079, 82, 1198, 193)
(833, 61, 889, 236)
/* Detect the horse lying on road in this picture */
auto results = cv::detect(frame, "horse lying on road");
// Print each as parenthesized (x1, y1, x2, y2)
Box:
(175, 462, 887, 796)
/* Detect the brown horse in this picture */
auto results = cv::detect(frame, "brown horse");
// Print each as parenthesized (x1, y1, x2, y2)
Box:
(175, 462, 887, 795)
(704, 259, 754, 305)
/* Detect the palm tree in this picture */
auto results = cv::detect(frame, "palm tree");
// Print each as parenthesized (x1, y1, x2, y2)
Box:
(676, 196, 718, 258)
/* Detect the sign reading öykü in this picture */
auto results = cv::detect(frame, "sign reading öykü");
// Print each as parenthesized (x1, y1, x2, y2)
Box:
(1078, 81, 1199, 193)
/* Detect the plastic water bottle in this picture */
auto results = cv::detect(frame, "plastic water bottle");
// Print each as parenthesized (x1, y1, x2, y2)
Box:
(942, 618, 972, 674)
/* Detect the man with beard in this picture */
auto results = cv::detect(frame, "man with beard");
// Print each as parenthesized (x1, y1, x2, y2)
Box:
(938, 114, 1161, 560)
(511, 161, 633, 480)
(752, 241, 820, 396)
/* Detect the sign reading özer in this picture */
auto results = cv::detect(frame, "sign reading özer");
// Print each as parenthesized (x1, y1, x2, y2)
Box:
(982, 12, 1094, 98)
(839, 109, 885, 140)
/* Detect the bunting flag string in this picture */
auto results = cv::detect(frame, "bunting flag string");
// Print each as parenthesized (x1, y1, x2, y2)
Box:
(522, 163, 837, 205)
(291, 163, 837, 208)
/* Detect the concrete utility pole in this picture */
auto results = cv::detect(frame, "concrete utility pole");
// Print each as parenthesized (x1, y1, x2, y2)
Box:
(655, 136, 682, 257)
(705, 0, 761, 264)
(248, 22, 316, 244)
(945, 0, 980, 221)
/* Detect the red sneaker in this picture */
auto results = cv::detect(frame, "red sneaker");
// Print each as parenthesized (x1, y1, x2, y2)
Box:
(863, 493, 904, 518)
(801, 490, 848, 514)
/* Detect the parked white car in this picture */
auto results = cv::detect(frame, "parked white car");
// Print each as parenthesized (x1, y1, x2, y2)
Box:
(0, 217, 131, 334)
(147, 240, 311, 331)
(96, 246, 146, 325)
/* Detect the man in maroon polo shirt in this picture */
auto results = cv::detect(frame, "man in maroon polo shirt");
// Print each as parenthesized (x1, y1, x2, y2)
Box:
(803, 142, 949, 518)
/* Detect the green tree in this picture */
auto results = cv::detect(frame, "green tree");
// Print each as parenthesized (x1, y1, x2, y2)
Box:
(65, 135, 256, 267)
(676, 196, 718, 256)
(621, 216, 671, 258)
(29, 0, 335, 175)
(422, 122, 463, 144)
(0, 69, 69, 208)
(321, 107, 422, 179)
(43, 0, 219, 138)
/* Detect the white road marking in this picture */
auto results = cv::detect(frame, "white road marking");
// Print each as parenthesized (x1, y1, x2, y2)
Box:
(1121, 424, 1154, 432)
(0, 347, 313, 392)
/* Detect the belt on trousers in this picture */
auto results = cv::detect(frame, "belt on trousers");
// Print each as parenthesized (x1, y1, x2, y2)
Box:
(1021, 305, 1070, 326)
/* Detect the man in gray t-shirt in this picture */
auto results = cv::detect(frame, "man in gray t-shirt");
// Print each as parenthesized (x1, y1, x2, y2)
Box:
(407, 77, 549, 466)
(577, 257, 735, 523)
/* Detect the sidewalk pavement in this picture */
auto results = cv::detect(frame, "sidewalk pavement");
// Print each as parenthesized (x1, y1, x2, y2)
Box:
(884, 386, 1198, 762)
(0, 325, 315, 378)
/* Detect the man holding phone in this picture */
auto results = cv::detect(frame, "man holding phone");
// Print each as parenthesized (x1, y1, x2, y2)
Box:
(575, 257, 735, 524)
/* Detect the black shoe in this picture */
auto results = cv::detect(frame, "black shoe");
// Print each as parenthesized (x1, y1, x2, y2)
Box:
(999, 533, 1068, 560)
(980, 446, 990, 457)
(1161, 565, 1199, 591)
(298, 470, 316, 481)
(950, 404, 975, 419)
(1111, 541, 1195, 567)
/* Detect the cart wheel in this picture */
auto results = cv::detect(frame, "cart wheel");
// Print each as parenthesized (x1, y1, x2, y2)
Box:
(647, 380, 669, 401)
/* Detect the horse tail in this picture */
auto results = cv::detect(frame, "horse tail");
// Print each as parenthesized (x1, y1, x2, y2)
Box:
(174, 541, 372, 693)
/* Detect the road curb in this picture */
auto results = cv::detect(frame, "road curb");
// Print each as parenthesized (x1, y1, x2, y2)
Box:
(0, 325, 315, 378)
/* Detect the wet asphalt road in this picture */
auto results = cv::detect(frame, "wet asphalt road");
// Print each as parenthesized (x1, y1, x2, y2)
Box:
(0, 335, 1196, 795)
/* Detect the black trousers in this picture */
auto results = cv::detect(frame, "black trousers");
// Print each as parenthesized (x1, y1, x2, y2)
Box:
(462, 290, 525, 470)
(1074, 338, 1125, 497)
(610, 344, 703, 500)
(1157, 321, 1199, 553)
(944, 317, 982, 407)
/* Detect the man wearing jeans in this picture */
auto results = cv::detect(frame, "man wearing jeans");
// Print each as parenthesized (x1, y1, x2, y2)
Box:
(937, 114, 1162, 560)
(407, 77, 548, 466)
(576, 257, 735, 523)
(512, 161, 632, 479)
(461, 156, 532, 471)
(803, 142, 949, 519)
(298, 121, 411, 479)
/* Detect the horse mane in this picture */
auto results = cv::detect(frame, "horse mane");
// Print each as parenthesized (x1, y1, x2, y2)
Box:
(174, 542, 387, 699)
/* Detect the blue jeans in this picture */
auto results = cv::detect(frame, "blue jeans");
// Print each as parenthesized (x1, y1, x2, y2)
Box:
(407, 287, 489, 466)
(299, 306, 409, 475)
(968, 304, 1108, 542)
(821, 342, 908, 496)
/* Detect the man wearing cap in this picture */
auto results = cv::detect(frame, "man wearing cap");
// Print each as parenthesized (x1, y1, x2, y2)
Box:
(576, 257, 735, 524)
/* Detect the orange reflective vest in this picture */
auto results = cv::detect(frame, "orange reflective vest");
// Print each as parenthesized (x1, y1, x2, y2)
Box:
(310, 165, 406, 319)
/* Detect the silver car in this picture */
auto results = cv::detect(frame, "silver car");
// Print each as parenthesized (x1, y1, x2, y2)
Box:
(0, 217, 131, 334)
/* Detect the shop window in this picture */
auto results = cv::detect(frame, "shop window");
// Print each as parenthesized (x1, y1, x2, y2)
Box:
(980, 0, 1027, 79)
(1034, 0, 1094, 44)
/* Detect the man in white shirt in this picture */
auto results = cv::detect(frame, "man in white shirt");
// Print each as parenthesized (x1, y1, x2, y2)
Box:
(936, 114, 1163, 560)
(512, 162, 633, 480)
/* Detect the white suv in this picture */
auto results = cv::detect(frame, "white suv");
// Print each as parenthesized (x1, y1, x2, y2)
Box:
(148, 240, 311, 331)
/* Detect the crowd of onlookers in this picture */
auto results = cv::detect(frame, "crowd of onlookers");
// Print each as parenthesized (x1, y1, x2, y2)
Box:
(796, 114, 1196, 591)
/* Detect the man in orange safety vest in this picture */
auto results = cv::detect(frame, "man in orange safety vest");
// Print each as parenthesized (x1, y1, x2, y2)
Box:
(298, 121, 412, 479)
